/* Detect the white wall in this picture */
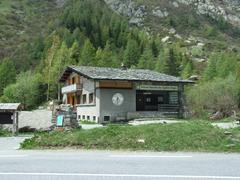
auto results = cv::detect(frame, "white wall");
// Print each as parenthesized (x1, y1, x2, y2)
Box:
(77, 79, 100, 123)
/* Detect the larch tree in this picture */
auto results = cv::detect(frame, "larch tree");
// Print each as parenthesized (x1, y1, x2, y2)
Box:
(137, 44, 155, 70)
(0, 58, 16, 96)
(43, 35, 61, 101)
(203, 53, 218, 81)
(123, 39, 140, 67)
(97, 41, 114, 67)
(79, 39, 96, 66)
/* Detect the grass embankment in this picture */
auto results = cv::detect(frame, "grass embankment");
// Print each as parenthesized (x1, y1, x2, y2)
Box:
(21, 121, 240, 152)
(0, 128, 11, 137)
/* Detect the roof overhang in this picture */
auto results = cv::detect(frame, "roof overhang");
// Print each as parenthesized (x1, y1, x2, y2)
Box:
(59, 66, 92, 83)
(0, 103, 22, 112)
(59, 66, 195, 84)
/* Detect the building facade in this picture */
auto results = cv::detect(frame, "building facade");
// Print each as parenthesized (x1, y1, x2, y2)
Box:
(59, 66, 193, 123)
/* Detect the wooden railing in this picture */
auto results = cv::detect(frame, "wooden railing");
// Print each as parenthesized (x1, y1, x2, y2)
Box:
(61, 83, 83, 94)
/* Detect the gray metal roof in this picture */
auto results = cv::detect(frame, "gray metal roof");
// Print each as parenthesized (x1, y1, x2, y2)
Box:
(60, 66, 193, 83)
(0, 103, 21, 111)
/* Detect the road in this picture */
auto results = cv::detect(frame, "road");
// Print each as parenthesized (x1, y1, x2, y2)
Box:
(0, 149, 240, 180)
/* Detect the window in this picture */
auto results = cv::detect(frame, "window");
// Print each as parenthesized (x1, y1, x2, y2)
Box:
(67, 96, 70, 104)
(78, 115, 81, 120)
(104, 116, 110, 121)
(82, 94, 87, 104)
(169, 92, 178, 104)
(77, 95, 81, 104)
(82, 115, 85, 120)
(72, 77, 75, 84)
(158, 96, 164, 103)
(72, 96, 75, 106)
(89, 93, 94, 104)
(87, 116, 90, 120)
(146, 97, 151, 103)
(93, 116, 96, 121)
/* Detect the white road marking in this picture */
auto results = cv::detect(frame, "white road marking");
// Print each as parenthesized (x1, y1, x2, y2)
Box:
(0, 155, 28, 158)
(109, 155, 192, 158)
(0, 172, 239, 179)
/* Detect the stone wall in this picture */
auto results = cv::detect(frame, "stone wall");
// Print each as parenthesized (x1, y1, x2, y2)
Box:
(18, 110, 53, 130)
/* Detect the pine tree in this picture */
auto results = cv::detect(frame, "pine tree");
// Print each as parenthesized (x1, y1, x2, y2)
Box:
(79, 39, 96, 66)
(97, 41, 114, 67)
(69, 41, 80, 64)
(167, 48, 179, 76)
(137, 44, 155, 70)
(159, 47, 180, 76)
(181, 62, 193, 79)
(0, 58, 16, 96)
(151, 39, 159, 57)
(155, 50, 168, 73)
(123, 39, 140, 67)
(204, 54, 218, 81)
(216, 53, 236, 78)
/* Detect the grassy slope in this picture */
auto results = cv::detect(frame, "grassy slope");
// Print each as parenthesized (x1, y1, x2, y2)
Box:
(21, 121, 240, 152)
(0, 0, 60, 60)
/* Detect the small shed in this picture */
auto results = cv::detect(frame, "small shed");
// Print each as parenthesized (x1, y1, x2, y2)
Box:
(0, 103, 22, 135)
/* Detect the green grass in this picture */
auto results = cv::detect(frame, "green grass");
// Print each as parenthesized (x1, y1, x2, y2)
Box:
(79, 120, 97, 125)
(0, 128, 11, 137)
(21, 121, 240, 152)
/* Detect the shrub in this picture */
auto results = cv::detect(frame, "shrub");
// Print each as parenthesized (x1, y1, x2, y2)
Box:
(0, 128, 10, 137)
(186, 75, 238, 117)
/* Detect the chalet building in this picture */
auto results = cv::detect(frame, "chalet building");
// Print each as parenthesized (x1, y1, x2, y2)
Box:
(59, 66, 193, 123)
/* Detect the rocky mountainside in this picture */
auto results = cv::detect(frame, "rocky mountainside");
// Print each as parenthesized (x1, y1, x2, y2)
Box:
(105, 0, 240, 27)
(0, 0, 239, 71)
(105, 0, 240, 67)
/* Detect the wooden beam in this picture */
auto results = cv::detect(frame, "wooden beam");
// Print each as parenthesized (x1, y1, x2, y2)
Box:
(99, 80, 133, 89)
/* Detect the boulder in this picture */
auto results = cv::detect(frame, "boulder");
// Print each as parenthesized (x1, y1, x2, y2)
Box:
(210, 111, 224, 120)
(172, 1, 179, 8)
(161, 36, 170, 43)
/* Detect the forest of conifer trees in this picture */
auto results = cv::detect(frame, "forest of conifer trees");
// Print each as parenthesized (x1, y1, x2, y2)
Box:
(0, 0, 240, 118)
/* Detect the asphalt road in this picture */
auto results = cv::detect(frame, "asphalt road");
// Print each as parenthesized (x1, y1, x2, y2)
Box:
(0, 149, 240, 180)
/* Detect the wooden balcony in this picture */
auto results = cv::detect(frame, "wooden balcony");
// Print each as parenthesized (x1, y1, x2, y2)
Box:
(61, 83, 83, 94)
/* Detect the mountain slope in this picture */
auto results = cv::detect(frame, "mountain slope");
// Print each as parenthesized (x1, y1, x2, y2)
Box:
(0, 0, 240, 111)
(0, 0, 64, 69)
(105, 0, 240, 48)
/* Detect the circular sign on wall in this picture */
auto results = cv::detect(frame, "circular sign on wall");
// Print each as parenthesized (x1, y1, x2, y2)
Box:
(112, 93, 124, 106)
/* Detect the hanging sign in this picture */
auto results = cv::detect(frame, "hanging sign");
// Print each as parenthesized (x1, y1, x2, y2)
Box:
(137, 85, 178, 91)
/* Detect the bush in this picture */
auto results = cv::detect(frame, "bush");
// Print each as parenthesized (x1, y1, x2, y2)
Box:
(0, 71, 44, 110)
(0, 128, 10, 137)
(186, 75, 238, 117)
